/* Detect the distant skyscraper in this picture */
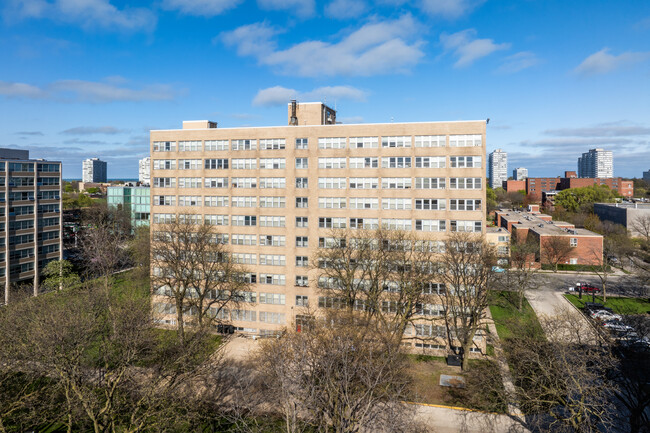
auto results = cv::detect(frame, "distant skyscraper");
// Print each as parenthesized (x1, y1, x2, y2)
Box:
(489, 149, 508, 189)
(513, 167, 528, 181)
(578, 148, 613, 178)
(82, 158, 107, 183)
(139, 157, 150, 185)
(643, 169, 650, 183)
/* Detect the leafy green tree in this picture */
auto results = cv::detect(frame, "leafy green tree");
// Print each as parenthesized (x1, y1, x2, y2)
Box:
(554, 185, 620, 213)
(486, 186, 498, 211)
(41, 260, 81, 292)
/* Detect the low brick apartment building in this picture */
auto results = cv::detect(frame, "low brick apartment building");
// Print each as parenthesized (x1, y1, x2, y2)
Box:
(495, 205, 603, 267)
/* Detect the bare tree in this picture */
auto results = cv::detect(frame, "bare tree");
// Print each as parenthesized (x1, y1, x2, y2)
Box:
(630, 214, 650, 242)
(312, 228, 437, 342)
(501, 237, 540, 310)
(589, 243, 612, 303)
(128, 225, 151, 281)
(150, 215, 251, 344)
(255, 311, 421, 433)
(437, 232, 499, 370)
(540, 236, 575, 272)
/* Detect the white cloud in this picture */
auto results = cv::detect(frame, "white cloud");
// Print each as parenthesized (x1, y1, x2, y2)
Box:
(162, 0, 242, 16)
(257, 0, 315, 17)
(0, 78, 178, 103)
(3, 0, 155, 32)
(324, 0, 366, 19)
(497, 51, 540, 74)
(440, 29, 510, 68)
(222, 15, 425, 77)
(420, 0, 485, 19)
(544, 122, 650, 138)
(574, 48, 650, 76)
(252, 85, 367, 106)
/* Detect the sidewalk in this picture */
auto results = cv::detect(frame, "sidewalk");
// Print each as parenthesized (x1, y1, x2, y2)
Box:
(410, 402, 528, 432)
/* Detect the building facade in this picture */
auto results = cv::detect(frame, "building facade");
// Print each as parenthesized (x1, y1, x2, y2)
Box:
(488, 149, 507, 189)
(107, 186, 150, 229)
(578, 148, 613, 179)
(594, 202, 650, 238)
(512, 167, 528, 181)
(643, 170, 650, 183)
(139, 157, 151, 185)
(0, 149, 62, 303)
(150, 103, 487, 347)
(82, 158, 107, 183)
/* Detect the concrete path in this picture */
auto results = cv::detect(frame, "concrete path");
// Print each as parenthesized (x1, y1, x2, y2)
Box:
(410, 403, 528, 433)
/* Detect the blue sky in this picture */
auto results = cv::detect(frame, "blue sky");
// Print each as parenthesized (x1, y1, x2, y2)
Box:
(1, 0, 649, 179)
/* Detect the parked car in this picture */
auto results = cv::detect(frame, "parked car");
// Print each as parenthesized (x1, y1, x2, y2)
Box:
(576, 283, 600, 293)
(591, 311, 622, 321)
(492, 266, 506, 273)
(603, 322, 633, 332)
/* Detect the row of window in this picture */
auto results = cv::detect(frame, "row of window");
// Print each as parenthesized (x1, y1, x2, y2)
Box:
(152, 156, 482, 170)
(153, 135, 482, 152)
(0, 163, 60, 173)
(152, 213, 483, 233)
(4, 177, 60, 187)
(153, 176, 482, 190)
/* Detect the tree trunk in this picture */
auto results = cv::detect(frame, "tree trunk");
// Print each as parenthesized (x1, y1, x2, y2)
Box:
(176, 300, 185, 345)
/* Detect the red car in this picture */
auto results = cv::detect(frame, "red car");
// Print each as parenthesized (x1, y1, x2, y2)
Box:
(576, 283, 600, 293)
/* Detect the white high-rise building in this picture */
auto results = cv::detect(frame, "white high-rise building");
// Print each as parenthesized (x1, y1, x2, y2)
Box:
(139, 157, 151, 185)
(578, 148, 613, 178)
(513, 167, 528, 181)
(82, 158, 107, 183)
(488, 149, 507, 189)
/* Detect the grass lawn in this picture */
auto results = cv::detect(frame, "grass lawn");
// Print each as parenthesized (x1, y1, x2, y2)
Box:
(564, 294, 650, 314)
(489, 291, 543, 340)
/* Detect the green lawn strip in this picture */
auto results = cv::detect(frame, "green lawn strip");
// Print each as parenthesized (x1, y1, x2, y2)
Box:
(488, 291, 543, 340)
(564, 294, 650, 314)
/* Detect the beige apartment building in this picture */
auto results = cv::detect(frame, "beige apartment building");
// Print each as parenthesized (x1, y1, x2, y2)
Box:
(150, 102, 487, 351)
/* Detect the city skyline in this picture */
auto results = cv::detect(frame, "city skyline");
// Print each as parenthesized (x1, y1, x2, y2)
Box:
(1, 1, 649, 178)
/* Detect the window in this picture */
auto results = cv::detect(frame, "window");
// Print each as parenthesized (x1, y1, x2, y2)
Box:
(153, 141, 175, 152)
(259, 177, 286, 188)
(260, 235, 286, 246)
(296, 177, 308, 188)
(296, 236, 308, 247)
(415, 177, 445, 189)
(319, 217, 346, 228)
(449, 134, 481, 147)
(178, 177, 201, 188)
(318, 237, 346, 249)
(231, 234, 257, 245)
(349, 197, 378, 209)
(153, 159, 176, 170)
(349, 136, 378, 148)
(204, 196, 229, 207)
(259, 292, 286, 304)
(178, 141, 201, 151)
(152, 213, 175, 224)
(381, 177, 411, 189)
(318, 137, 346, 149)
(205, 140, 229, 151)
(382, 198, 411, 210)
(38, 177, 59, 186)
(296, 276, 309, 287)
(349, 218, 379, 229)
(38, 204, 59, 214)
(381, 157, 411, 168)
(450, 156, 482, 168)
(296, 197, 308, 208)
(349, 157, 378, 168)
(204, 215, 229, 226)
(318, 157, 346, 169)
(415, 156, 446, 168)
(421, 282, 446, 294)
(295, 158, 309, 169)
(259, 196, 286, 208)
(232, 253, 256, 265)
(178, 196, 201, 206)
(570, 238, 578, 247)
(296, 295, 309, 306)
(450, 220, 482, 233)
(259, 158, 285, 169)
(259, 254, 286, 266)
(349, 177, 378, 189)
(449, 199, 481, 211)
(295, 216, 308, 228)
(153, 177, 175, 188)
(295, 138, 308, 149)
(381, 136, 411, 148)
(415, 219, 446, 232)
(260, 216, 286, 227)
(231, 196, 257, 207)
(205, 177, 229, 188)
(449, 178, 482, 189)
(230, 177, 255, 188)
(296, 256, 308, 267)
(231, 158, 257, 169)
(318, 177, 346, 189)
(259, 312, 286, 324)
(259, 274, 286, 286)
(260, 138, 286, 150)
(37, 163, 59, 173)
(231, 215, 257, 226)
(414, 135, 445, 147)
(178, 159, 201, 170)
(415, 199, 446, 210)
(381, 219, 412, 230)
(231, 139, 257, 150)
(318, 197, 346, 209)
(38, 191, 59, 200)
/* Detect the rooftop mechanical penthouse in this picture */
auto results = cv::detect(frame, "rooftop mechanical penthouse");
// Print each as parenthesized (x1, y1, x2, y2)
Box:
(150, 102, 487, 348)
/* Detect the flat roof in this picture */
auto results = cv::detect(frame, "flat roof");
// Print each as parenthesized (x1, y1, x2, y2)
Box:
(497, 209, 602, 237)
